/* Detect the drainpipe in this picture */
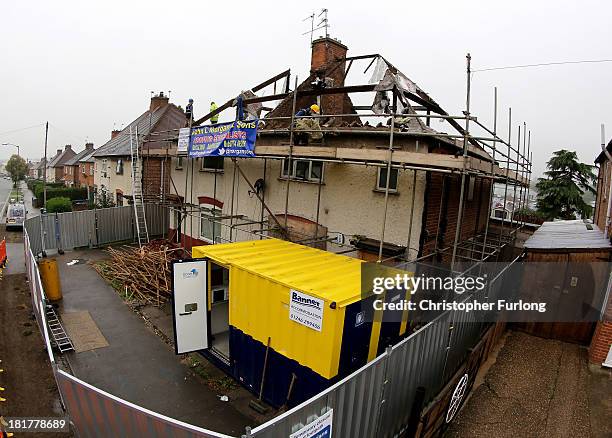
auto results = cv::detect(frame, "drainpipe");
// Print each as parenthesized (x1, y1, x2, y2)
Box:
(601, 124, 612, 239)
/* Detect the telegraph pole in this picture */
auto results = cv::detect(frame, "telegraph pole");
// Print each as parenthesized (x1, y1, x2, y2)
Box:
(43, 121, 49, 206)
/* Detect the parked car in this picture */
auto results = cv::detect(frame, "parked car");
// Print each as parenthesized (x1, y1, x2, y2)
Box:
(6, 202, 26, 231)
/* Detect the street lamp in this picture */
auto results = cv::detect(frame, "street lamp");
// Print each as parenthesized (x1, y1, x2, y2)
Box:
(2, 142, 20, 157)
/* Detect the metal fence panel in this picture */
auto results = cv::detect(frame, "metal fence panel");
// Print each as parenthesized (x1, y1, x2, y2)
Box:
(25, 215, 42, 256)
(251, 355, 387, 438)
(55, 370, 233, 438)
(57, 209, 97, 249)
(145, 204, 169, 237)
(95, 206, 135, 245)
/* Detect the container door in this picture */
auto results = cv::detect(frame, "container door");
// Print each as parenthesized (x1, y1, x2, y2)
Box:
(172, 259, 209, 354)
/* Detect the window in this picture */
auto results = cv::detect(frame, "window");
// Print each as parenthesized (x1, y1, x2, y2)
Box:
(281, 159, 323, 182)
(201, 156, 224, 172)
(200, 206, 221, 243)
(376, 167, 399, 192)
(116, 192, 124, 207)
(176, 156, 184, 170)
(116, 159, 124, 175)
(89, 164, 94, 176)
(101, 159, 108, 178)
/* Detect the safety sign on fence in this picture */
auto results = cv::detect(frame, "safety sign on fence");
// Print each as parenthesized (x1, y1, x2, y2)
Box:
(290, 409, 333, 438)
(188, 120, 258, 158)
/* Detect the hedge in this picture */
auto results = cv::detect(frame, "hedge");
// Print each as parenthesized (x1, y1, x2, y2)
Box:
(33, 185, 87, 202)
(46, 197, 72, 213)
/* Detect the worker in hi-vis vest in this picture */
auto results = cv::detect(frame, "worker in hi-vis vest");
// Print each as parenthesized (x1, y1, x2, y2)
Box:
(210, 101, 219, 124)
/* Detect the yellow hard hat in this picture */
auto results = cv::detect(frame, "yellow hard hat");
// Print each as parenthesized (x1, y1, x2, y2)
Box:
(310, 104, 320, 114)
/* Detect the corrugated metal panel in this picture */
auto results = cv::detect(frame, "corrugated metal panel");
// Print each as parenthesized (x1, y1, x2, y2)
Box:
(228, 263, 346, 379)
(193, 239, 363, 306)
(57, 209, 97, 249)
(145, 204, 169, 236)
(96, 206, 134, 245)
(55, 370, 234, 438)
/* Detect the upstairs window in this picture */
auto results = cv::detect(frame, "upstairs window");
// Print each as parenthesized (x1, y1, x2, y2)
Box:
(281, 159, 323, 182)
(176, 156, 184, 170)
(376, 167, 398, 192)
(201, 157, 224, 172)
(116, 159, 124, 175)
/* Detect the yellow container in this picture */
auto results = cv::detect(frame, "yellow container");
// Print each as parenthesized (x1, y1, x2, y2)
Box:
(38, 259, 62, 301)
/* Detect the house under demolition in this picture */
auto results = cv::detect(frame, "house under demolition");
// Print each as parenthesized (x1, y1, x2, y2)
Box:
(137, 36, 531, 270)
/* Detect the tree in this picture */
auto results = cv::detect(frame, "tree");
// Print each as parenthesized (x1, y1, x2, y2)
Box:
(5, 154, 28, 185)
(536, 150, 596, 220)
(46, 197, 73, 213)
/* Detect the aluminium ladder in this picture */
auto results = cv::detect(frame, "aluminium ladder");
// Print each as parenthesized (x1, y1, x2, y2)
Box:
(45, 305, 74, 353)
(129, 126, 149, 247)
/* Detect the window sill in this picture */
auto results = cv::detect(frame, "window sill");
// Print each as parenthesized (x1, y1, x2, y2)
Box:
(278, 176, 325, 185)
(175, 167, 184, 171)
(373, 188, 399, 195)
(200, 169, 224, 174)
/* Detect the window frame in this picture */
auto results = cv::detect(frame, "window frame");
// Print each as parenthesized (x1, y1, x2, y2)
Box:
(200, 156, 224, 173)
(281, 159, 324, 183)
(116, 159, 124, 175)
(175, 156, 184, 170)
(199, 205, 222, 244)
(375, 167, 399, 193)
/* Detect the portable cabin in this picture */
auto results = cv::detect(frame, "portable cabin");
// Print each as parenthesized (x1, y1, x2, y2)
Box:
(179, 239, 408, 407)
(517, 220, 612, 344)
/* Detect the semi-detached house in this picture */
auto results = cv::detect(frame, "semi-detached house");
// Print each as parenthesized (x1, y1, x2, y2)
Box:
(92, 92, 186, 206)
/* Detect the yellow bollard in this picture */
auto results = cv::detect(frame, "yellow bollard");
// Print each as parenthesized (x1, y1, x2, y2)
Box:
(38, 259, 63, 301)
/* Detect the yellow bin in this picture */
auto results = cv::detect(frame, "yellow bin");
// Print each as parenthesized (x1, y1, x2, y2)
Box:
(38, 259, 62, 301)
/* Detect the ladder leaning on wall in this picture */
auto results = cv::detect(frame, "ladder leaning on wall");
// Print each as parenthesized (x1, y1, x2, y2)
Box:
(129, 125, 149, 247)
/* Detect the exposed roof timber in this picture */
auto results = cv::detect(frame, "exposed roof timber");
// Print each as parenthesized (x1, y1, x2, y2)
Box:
(252, 69, 291, 93)
(194, 70, 291, 125)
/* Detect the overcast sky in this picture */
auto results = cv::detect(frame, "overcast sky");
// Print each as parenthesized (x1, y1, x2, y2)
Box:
(1, 0, 611, 177)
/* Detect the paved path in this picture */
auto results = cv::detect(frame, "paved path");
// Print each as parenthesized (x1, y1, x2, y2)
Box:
(445, 331, 611, 438)
(52, 249, 252, 436)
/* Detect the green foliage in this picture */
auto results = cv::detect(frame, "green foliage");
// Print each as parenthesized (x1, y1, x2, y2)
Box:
(5, 155, 28, 183)
(33, 184, 86, 202)
(45, 197, 72, 213)
(536, 150, 596, 220)
(94, 190, 115, 208)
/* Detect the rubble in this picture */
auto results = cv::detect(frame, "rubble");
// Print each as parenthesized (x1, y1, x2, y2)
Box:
(92, 240, 188, 306)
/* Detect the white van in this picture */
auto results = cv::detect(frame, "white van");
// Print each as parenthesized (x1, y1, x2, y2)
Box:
(6, 202, 26, 230)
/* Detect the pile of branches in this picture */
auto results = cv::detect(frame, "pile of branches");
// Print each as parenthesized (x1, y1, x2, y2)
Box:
(93, 239, 188, 306)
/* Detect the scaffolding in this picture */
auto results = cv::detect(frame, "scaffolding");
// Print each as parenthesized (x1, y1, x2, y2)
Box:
(139, 52, 533, 276)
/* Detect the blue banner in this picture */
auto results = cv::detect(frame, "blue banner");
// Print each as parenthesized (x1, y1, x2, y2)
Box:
(188, 120, 258, 158)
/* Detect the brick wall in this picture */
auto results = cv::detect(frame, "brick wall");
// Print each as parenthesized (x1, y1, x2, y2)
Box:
(142, 157, 170, 199)
(589, 321, 612, 365)
(420, 173, 492, 260)
(311, 37, 347, 116)
(594, 160, 611, 238)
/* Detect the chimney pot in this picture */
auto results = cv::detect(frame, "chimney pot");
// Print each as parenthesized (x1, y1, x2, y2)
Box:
(57, 149, 62, 155)
(150, 91, 170, 111)
(65, 144, 72, 151)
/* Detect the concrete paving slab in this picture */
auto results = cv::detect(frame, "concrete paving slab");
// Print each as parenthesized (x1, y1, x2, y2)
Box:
(52, 248, 252, 436)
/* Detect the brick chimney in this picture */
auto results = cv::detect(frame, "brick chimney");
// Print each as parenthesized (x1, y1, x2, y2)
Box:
(64, 144, 72, 151)
(85, 142, 94, 150)
(111, 130, 121, 139)
(150, 91, 169, 111)
(56, 149, 62, 156)
(310, 37, 348, 115)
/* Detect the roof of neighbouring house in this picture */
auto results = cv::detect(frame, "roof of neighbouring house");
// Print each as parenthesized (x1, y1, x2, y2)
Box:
(47, 147, 76, 168)
(524, 220, 612, 251)
(79, 148, 97, 163)
(94, 104, 185, 158)
(64, 147, 96, 166)
(595, 139, 612, 164)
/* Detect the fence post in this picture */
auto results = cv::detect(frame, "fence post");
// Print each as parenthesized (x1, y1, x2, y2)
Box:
(373, 345, 393, 437)
(39, 214, 47, 257)
(93, 207, 100, 247)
